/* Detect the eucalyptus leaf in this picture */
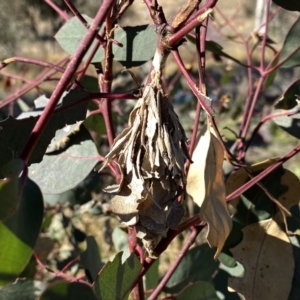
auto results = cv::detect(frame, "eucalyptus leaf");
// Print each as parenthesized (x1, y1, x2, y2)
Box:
(0, 279, 39, 300)
(175, 281, 219, 300)
(0, 166, 43, 285)
(274, 79, 300, 110)
(94, 252, 142, 300)
(264, 55, 279, 89)
(271, 79, 300, 138)
(29, 125, 99, 194)
(80, 236, 104, 282)
(279, 17, 300, 68)
(0, 87, 90, 178)
(40, 281, 97, 300)
(187, 38, 243, 65)
(164, 244, 219, 294)
(55, 15, 157, 67)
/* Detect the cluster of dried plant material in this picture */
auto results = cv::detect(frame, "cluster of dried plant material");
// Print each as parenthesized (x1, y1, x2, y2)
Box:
(101, 70, 191, 257)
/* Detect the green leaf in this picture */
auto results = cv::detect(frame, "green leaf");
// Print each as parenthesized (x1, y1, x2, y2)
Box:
(274, 79, 300, 110)
(175, 281, 219, 300)
(264, 55, 280, 89)
(109, 25, 157, 68)
(54, 15, 100, 62)
(272, 0, 300, 11)
(43, 174, 101, 206)
(112, 227, 128, 252)
(0, 168, 43, 285)
(218, 252, 237, 268)
(229, 166, 285, 227)
(219, 260, 244, 278)
(187, 38, 243, 65)
(0, 160, 24, 220)
(94, 252, 142, 300)
(40, 281, 97, 300)
(272, 108, 300, 139)
(279, 17, 300, 68)
(84, 114, 106, 135)
(205, 41, 243, 65)
(145, 259, 159, 299)
(55, 16, 157, 67)
(164, 244, 219, 294)
(213, 270, 242, 300)
(80, 236, 104, 282)
(81, 75, 100, 94)
(272, 79, 300, 138)
(286, 205, 300, 299)
(29, 125, 98, 195)
(0, 87, 90, 178)
(0, 279, 39, 300)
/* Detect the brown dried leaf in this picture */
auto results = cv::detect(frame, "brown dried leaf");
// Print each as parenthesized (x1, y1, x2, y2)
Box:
(229, 218, 294, 300)
(186, 124, 211, 205)
(203, 133, 232, 258)
(187, 123, 232, 258)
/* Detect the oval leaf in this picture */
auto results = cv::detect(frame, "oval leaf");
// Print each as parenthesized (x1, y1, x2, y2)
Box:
(80, 236, 104, 283)
(0, 279, 38, 300)
(229, 219, 294, 300)
(40, 281, 97, 300)
(55, 15, 157, 67)
(29, 125, 98, 194)
(0, 173, 43, 285)
(279, 17, 300, 68)
(94, 252, 142, 300)
(164, 244, 219, 294)
(0, 88, 90, 178)
(175, 281, 219, 300)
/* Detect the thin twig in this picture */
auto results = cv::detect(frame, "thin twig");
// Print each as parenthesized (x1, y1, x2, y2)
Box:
(187, 17, 208, 163)
(0, 57, 70, 109)
(172, 50, 214, 116)
(245, 106, 300, 151)
(64, 0, 106, 45)
(0, 57, 66, 74)
(44, 0, 70, 20)
(20, 0, 117, 164)
(227, 144, 300, 201)
(148, 227, 201, 300)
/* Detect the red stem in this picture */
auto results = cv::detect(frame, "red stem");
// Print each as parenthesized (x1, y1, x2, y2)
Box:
(64, 0, 106, 46)
(237, 75, 265, 160)
(172, 50, 214, 116)
(20, 0, 116, 164)
(0, 57, 66, 74)
(44, 0, 70, 20)
(168, 0, 218, 47)
(227, 144, 300, 201)
(188, 16, 208, 162)
(259, 0, 271, 70)
(0, 57, 70, 109)
(148, 227, 202, 300)
(245, 107, 300, 151)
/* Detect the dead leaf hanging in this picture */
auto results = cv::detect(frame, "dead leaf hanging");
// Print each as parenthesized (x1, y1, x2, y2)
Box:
(187, 120, 232, 259)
